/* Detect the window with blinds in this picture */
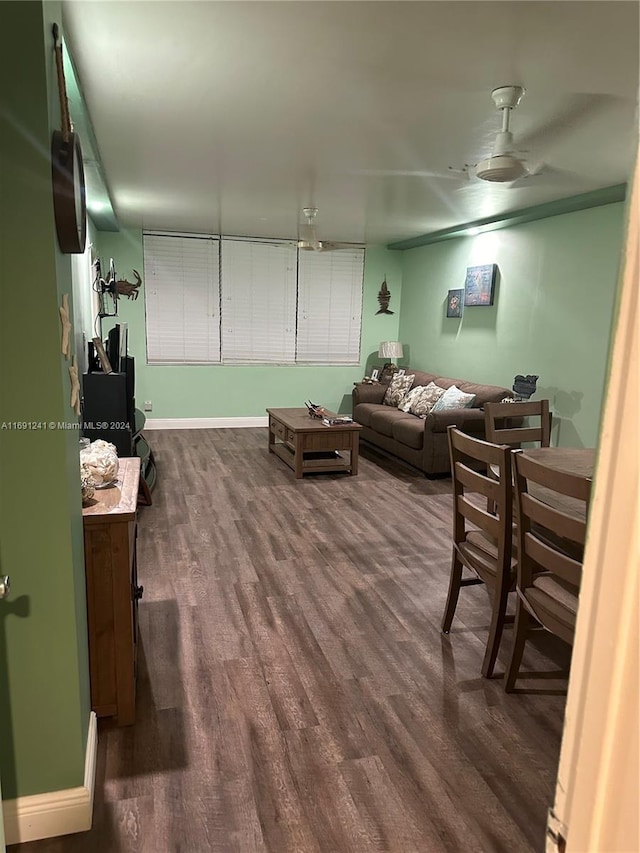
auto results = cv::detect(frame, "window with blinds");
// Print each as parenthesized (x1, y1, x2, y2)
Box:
(143, 232, 364, 365)
(220, 238, 297, 364)
(144, 234, 220, 364)
(296, 249, 364, 363)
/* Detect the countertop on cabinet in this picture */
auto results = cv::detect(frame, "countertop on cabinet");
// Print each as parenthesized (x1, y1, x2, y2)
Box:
(82, 457, 140, 523)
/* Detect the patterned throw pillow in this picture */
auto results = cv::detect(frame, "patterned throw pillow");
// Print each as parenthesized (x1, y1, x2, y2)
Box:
(398, 385, 423, 412)
(399, 382, 446, 417)
(383, 373, 415, 407)
(431, 384, 476, 412)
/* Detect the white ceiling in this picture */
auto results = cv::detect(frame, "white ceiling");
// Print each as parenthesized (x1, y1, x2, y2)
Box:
(62, 1, 639, 246)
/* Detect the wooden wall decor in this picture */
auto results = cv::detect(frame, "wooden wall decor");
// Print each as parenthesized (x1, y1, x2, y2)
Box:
(69, 356, 81, 415)
(115, 269, 142, 300)
(376, 278, 394, 314)
(59, 293, 72, 357)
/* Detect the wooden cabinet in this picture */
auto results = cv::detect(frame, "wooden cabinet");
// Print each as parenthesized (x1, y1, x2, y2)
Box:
(82, 457, 142, 725)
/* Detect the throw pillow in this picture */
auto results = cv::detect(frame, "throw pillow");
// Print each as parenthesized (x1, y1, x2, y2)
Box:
(399, 382, 446, 417)
(431, 384, 476, 413)
(383, 373, 415, 407)
(398, 385, 424, 412)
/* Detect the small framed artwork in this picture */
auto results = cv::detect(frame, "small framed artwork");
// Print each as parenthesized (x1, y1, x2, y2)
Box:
(370, 368, 380, 382)
(396, 368, 406, 376)
(446, 289, 464, 318)
(464, 264, 498, 306)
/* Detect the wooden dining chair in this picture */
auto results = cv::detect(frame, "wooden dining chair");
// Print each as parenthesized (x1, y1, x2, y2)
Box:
(504, 449, 592, 692)
(484, 399, 552, 513)
(441, 426, 516, 678)
(484, 399, 552, 448)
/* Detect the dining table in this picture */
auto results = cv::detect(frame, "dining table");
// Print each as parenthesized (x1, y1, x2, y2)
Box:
(520, 446, 596, 521)
(521, 446, 595, 478)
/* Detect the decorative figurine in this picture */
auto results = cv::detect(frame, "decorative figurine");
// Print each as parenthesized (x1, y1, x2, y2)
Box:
(115, 269, 142, 300)
(512, 374, 539, 400)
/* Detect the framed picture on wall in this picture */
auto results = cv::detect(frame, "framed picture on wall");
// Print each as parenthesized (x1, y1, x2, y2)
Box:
(446, 289, 464, 318)
(464, 264, 498, 306)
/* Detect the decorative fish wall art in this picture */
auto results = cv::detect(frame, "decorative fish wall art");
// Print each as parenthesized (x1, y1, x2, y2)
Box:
(376, 278, 394, 315)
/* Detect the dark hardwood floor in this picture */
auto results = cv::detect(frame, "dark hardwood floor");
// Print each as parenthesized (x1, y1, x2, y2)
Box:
(12, 428, 571, 853)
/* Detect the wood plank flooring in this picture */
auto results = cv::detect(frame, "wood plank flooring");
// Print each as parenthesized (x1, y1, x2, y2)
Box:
(12, 428, 571, 853)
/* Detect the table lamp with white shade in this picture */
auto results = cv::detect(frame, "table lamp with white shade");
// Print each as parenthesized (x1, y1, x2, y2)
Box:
(378, 341, 404, 381)
(379, 340, 404, 365)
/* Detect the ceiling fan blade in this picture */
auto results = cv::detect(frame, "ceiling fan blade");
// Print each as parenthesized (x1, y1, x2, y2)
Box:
(351, 168, 468, 181)
(318, 241, 366, 252)
(517, 93, 625, 151)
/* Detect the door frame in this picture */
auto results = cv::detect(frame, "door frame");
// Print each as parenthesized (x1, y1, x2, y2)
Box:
(549, 149, 639, 851)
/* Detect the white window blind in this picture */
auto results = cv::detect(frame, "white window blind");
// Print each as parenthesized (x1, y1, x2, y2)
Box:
(220, 238, 297, 364)
(296, 249, 364, 363)
(144, 234, 220, 364)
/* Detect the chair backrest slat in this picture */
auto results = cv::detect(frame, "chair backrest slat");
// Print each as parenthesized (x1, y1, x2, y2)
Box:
(458, 495, 501, 540)
(520, 492, 587, 543)
(517, 452, 591, 501)
(524, 532, 583, 587)
(489, 426, 546, 446)
(455, 461, 502, 501)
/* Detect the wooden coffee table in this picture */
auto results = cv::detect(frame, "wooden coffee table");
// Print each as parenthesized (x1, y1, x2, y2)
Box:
(267, 407, 362, 479)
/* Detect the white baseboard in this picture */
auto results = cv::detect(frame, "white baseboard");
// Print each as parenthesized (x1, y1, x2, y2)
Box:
(144, 416, 269, 429)
(2, 712, 97, 846)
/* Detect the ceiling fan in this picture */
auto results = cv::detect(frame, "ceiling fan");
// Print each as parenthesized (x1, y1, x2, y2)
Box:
(474, 85, 533, 183)
(297, 207, 366, 252)
(344, 87, 533, 187)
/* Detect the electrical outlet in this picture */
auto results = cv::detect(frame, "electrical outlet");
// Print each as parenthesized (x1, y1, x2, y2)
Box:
(143, 401, 153, 412)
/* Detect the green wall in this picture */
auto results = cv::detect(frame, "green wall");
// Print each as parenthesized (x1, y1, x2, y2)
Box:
(95, 230, 403, 416)
(0, 1, 90, 800)
(96, 203, 622, 443)
(398, 203, 625, 447)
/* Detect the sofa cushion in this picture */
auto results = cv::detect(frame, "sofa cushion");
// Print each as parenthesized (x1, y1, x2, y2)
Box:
(370, 408, 416, 437)
(353, 402, 386, 427)
(383, 373, 415, 407)
(399, 382, 446, 417)
(391, 417, 425, 450)
(457, 382, 510, 407)
(431, 385, 476, 412)
(410, 370, 438, 388)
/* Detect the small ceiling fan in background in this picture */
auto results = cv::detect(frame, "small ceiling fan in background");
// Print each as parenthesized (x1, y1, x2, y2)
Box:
(297, 207, 366, 251)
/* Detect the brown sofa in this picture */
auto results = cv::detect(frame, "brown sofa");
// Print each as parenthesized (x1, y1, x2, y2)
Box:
(352, 369, 512, 476)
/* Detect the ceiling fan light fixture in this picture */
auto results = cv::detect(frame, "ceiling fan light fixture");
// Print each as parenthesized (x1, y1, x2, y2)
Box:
(475, 154, 528, 183)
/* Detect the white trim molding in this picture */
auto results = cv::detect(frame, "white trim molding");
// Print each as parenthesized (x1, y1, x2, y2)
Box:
(144, 416, 269, 429)
(2, 712, 97, 846)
